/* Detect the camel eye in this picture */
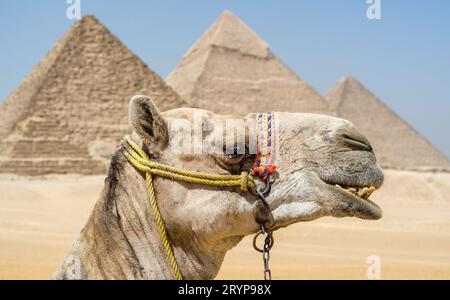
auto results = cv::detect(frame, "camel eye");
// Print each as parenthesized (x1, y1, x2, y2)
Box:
(226, 153, 246, 163)
(214, 153, 247, 171)
(212, 144, 247, 168)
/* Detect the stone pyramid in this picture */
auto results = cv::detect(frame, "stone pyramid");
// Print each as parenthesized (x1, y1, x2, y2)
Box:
(166, 11, 333, 115)
(325, 76, 450, 170)
(0, 15, 186, 175)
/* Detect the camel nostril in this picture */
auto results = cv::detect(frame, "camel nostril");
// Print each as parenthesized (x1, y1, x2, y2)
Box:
(342, 134, 373, 152)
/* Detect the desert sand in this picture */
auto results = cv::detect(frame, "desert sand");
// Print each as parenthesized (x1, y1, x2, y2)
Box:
(1, 169, 450, 280)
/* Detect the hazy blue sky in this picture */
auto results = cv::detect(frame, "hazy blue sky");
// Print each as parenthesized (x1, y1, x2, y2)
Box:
(0, 1, 449, 158)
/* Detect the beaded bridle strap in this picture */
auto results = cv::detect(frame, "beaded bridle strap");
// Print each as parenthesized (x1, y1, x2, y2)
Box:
(252, 112, 277, 179)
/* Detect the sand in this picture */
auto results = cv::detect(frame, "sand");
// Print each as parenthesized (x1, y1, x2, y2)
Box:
(1, 170, 450, 280)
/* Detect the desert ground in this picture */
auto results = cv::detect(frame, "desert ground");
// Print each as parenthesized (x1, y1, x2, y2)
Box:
(1, 169, 449, 280)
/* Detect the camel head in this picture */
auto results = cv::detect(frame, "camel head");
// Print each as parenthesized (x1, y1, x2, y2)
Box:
(53, 95, 385, 280)
(128, 95, 383, 244)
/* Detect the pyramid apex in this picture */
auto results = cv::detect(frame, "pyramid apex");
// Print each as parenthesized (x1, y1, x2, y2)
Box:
(333, 76, 369, 95)
(339, 75, 354, 82)
(62, 14, 106, 36)
(216, 10, 243, 23)
(76, 14, 101, 25)
(325, 76, 362, 111)
(220, 10, 236, 17)
(338, 76, 360, 85)
(80, 14, 97, 20)
(184, 11, 270, 59)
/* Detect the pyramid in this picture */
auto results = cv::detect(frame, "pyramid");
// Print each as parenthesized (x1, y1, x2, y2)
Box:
(0, 15, 186, 175)
(325, 76, 450, 170)
(166, 11, 333, 115)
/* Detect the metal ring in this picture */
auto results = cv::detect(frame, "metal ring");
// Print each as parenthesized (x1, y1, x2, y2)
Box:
(249, 174, 272, 198)
(253, 229, 265, 253)
(253, 228, 274, 253)
(260, 178, 272, 195)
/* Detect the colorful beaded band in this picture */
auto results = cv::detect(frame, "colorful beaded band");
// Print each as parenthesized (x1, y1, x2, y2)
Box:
(252, 112, 277, 180)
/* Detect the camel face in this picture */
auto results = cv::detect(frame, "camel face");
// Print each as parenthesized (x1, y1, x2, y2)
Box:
(159, 109, 383, 235)
(267, 112, 384, 230)
(130, 96, 383, 243)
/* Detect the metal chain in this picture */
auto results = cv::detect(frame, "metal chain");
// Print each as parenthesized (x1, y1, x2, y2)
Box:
(263, 229, 273, 280)
(252, 175, 275, 280)
(253, 224, 274, 280)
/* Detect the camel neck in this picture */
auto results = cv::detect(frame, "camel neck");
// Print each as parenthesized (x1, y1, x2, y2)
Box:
(54, 149, 227, 279)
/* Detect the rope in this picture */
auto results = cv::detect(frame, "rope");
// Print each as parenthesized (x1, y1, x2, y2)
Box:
(121, 136, 255, 280)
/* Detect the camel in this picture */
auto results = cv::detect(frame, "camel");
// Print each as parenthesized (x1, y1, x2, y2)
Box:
(54, 95, 383, 279)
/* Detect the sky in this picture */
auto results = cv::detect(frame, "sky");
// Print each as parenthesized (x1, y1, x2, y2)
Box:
(0, 1, 449, 159)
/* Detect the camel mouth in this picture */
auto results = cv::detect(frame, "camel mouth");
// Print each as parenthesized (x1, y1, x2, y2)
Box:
(333, 184, 378, 201)
(321, 178, 383, 219)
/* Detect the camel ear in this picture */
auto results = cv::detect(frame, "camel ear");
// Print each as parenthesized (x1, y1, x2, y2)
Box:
(129, 95, 168, 153)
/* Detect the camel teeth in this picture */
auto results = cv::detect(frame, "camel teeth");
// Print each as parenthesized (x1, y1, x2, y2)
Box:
(337, 185, 378, 200)
(363, 187, 377, 199)
(357, 187, 370, 198)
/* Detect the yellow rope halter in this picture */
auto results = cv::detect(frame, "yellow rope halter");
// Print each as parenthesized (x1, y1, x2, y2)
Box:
(121, 136, 255, 280)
